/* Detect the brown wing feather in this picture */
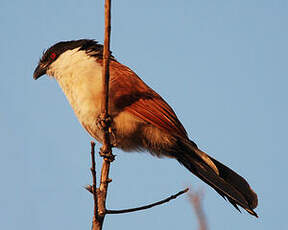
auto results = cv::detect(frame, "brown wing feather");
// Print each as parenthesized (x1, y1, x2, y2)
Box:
(108, 61, 187, 139)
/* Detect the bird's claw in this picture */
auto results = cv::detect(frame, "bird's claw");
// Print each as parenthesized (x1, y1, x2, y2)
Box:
(96, 114, 117, 147)
(96, 114, 113, 130)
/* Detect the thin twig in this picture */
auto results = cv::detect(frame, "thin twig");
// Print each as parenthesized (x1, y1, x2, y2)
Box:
(90, 141, 99, 221)
(106, 188, 189, 214)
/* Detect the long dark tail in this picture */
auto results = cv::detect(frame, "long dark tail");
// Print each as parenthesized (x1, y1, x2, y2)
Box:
(175, 139, 258, 217)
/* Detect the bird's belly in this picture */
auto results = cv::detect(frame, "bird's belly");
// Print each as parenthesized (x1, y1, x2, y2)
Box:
(79, 108, 176, 157)
(79, 109, 145, 152)
(81, 119, 103, 143)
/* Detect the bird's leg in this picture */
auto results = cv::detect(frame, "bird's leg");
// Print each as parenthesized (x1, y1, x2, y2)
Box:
(96, 114, 117, 147)
(97, 113, 116, 162)
(96, 114, 113, 131)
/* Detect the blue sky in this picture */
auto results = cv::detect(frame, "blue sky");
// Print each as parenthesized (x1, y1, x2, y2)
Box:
(1, 0, 287, 229)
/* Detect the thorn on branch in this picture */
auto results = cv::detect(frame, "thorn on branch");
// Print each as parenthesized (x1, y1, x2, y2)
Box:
(85, 185, 95, 194)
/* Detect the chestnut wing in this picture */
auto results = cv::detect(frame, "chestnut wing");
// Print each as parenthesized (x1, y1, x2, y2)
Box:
(109, 61, 187, 139)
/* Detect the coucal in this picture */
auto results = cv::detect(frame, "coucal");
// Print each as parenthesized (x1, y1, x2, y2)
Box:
(34, 39, 258, 216)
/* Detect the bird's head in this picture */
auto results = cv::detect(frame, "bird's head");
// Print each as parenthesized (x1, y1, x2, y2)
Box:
(33, 39, 106, 80)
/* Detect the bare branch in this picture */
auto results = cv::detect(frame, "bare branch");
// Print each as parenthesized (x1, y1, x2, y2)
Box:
(101, 0, 111, 113)
(91, 1, 113, 229)
(106, 188, 189, 214)
(99, 0, 113, 208)
(90, 141, 99, 221)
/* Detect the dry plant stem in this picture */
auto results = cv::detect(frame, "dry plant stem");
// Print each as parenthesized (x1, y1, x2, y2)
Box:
(188, 190, 208, 230)
(99, 0, 112, 212)
(100, 0, 112, 135)
(92, 0, 113, 230)
(90, 142, 99, 221)
(106, 188, 189, 214)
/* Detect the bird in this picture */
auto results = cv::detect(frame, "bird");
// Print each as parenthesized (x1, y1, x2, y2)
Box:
(33, 39, 258, 217)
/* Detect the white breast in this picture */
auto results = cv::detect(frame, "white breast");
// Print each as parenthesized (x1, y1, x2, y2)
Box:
(47, 48, 104, 141)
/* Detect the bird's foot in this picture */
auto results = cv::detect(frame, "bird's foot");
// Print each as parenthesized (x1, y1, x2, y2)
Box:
(97, 113, 117, 147)
(96, 113, 113, 130)
(99, 147, 115, 162)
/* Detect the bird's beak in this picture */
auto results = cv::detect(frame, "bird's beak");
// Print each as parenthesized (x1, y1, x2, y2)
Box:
(33, 63, 47, 80)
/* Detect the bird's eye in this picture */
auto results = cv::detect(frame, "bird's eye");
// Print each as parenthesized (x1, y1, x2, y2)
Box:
(50, 52, 57, 60)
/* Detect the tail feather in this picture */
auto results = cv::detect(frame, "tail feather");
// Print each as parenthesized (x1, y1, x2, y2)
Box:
(175, 139, 258, 217)
(209, 156, 258, 210)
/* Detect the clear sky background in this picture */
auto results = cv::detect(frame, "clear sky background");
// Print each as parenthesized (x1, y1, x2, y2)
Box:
(1, 0, 287, 229)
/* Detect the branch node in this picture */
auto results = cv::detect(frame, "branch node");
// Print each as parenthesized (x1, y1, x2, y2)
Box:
(100, 178, 112, 188)
(99, 147, 115, 162)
